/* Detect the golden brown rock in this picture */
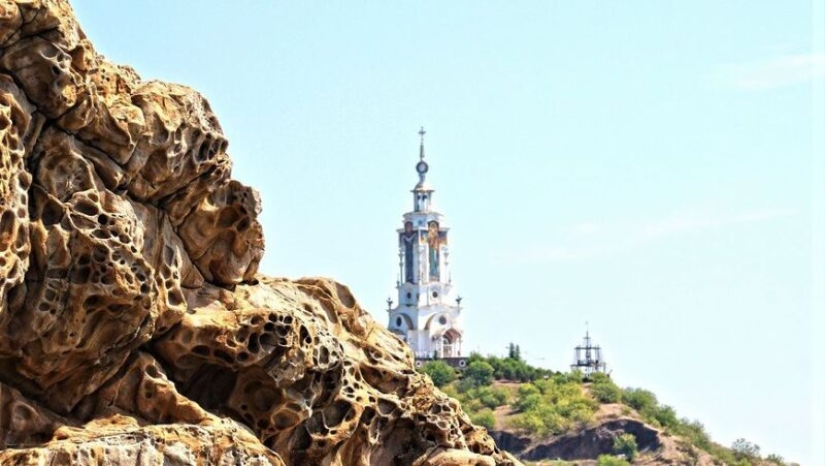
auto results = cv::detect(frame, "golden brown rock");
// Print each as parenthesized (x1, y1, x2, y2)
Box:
(152, 278, 515, 466)
(177, 180, 264, 286)
(0, 0, 518, 464)
(0, 74, 34, 317)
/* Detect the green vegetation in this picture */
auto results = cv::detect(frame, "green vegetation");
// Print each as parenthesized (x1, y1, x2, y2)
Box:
(415, 350, 792, 466)
(731, 438, 761, 460)
(418, 360, 456, 388)
(612, 433, 638, 461)
(509, 374, 597, 435)
(596, 455, 631, 466)
(589, 372, 622, 403)
(463, 360, 495, 388)
(523, 462, 576, 466)
(470, 408, 496, 430)
(468, 351, 554, 383)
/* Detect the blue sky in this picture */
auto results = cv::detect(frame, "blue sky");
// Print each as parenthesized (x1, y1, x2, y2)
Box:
(73, 1, 822, 464)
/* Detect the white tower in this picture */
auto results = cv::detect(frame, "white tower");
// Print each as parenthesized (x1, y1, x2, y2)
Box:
(387, 128, 465, 364)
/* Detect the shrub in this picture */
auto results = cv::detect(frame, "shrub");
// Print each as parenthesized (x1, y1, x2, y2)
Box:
(462, 351, 554, 382)
(622, 388, 657, 413)
(418, 360, 456, 388)
(518, 383, 541, 398)
(591, 380, 622, 404)
(589, 372, 612, 384)
(462, 398, 484, 414)
(652, 405, 679, 430)
(553, 370, 583, 385)
(674, 418, 711, 451)
(441, 384, 460, 399)
(537, 404, 567, 434)
(612, 433, 639, 461)
(477, 386, 510, 409)
(563, 401, 595, 427)
(732, 438, 761, 461)
(510, 411, 547, 435)
(596, 455, 631, 466)
(516, 393, 543, 412)
(464, 361, 495, 387)
(470, 408, 496, 430)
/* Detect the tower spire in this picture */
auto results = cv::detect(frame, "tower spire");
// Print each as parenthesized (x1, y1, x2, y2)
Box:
(413, 126, 431, 196)
(419, 126, 426, 161)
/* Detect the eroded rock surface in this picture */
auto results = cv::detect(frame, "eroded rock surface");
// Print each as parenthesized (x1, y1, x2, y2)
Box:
(0, 1, 517, 465)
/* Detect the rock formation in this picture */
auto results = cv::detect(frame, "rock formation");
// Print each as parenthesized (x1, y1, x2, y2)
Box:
(0, 1, 518, 464)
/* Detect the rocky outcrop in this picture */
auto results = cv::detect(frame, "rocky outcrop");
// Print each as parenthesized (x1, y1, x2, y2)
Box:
(492, 419, 662, 462)
(0, 1, 516, 465)
(491, 416, 718, 466)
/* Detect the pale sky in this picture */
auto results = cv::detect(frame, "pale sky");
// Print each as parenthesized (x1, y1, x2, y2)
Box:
(73, 2, 823, 464)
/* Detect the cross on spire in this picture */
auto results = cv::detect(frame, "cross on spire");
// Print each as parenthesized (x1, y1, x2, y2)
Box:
(418, 126, 426, 160)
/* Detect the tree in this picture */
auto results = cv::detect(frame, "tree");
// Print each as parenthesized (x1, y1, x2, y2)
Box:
(419, 360, 456, 387)
(506, 343, 523, 362)
(612, 433, 639, 461)
(463, 361, 495, 387)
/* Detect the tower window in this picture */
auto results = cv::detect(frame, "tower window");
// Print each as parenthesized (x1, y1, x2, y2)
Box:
(432, 291, 439, 298)
(406, 292, 411, 300)
(439, 316, 447, 325)
(396, 317, 402, 327)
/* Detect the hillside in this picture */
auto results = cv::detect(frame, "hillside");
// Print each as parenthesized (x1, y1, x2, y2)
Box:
(419, 355, 794, 466)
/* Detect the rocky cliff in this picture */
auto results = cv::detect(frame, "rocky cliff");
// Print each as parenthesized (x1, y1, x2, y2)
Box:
(0, 1, 517, 464)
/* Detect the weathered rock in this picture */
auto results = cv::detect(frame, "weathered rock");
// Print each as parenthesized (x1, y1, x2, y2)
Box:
(153, 278, 512, 465)
(177, 180, 263, 286)
(0, 0, 516, 464)
(0, 74, 34, 316)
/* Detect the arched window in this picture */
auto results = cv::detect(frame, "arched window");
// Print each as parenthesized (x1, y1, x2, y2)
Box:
(441, 335, 453, 358)
(396, 317, 403, 327)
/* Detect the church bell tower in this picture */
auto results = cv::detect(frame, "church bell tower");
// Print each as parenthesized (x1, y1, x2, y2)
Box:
(386, 128, 465, 366)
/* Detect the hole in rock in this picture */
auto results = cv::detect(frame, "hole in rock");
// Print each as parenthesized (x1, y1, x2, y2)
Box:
(274, 411, 298, 429)
(75, 200, 99, 217)
(180, 364, 237, 411)
(324, 400, 352, 427)
(213, 349, 234, 364)
(260, 333, 275, 347)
